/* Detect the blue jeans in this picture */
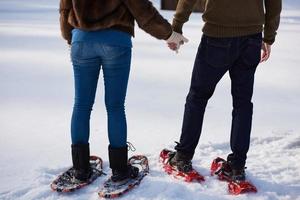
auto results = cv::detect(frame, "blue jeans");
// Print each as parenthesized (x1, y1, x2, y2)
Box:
(70, 42, 131, 148)
(175, 33, 262, 169)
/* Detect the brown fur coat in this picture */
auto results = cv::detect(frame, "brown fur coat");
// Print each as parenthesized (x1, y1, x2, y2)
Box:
(59, 0, 172, 44)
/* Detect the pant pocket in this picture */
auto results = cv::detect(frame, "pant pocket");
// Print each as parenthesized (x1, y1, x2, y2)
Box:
(101, 46, 131, 60)
(205, 36, 231, 68)
(71, 42, 83, 60)
(101, 45, 132, 67)
(240, 35, 262, 69)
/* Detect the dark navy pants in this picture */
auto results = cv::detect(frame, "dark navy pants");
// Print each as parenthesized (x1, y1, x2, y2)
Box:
(175, 33, 262, 169)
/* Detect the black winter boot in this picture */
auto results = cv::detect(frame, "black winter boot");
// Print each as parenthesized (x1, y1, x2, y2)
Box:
(227, 153, 246, 170)
(71, 143, 91, 182)
(169, 150, 193, 173)
(227, 153, 246, 182)
(108, 145, 139, 182)
(231, 169, 246, 182)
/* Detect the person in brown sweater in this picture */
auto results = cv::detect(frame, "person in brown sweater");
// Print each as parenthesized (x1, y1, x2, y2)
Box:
(166, 0, 282, 181)
(58, 0, 188, 185)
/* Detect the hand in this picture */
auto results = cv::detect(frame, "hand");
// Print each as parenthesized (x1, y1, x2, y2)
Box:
(260, 42, 271, 62)
(166, 31, 189, 53)
(168, 42, 178, 52)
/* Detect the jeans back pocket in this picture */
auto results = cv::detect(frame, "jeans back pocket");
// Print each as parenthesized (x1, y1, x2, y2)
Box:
(205, 36, 231, 68)
(71, 42, 83, 60)
(240, 34, 262, 69)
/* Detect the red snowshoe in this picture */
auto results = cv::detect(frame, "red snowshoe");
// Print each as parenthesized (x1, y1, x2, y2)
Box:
(211, 157, 257, 195)
(160, 149, 204, 183)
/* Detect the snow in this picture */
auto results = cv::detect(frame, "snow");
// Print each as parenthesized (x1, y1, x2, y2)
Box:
(0, 0, 300, 200)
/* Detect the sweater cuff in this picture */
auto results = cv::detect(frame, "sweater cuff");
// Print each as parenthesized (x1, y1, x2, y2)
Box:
(263, 32, 276, 45)
(263, 37, 275, 45)
(172, 20, 183, 34)
(263, 28, 277, 45)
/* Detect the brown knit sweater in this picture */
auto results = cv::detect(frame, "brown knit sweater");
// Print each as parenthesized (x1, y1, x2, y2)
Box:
(59, 0, 172, 44)
(172, 0, 282, 45)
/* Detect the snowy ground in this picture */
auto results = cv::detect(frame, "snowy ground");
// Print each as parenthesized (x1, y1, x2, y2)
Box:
(0, 0, 299, 200)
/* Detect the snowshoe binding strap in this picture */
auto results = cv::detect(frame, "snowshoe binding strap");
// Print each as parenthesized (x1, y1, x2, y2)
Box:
(127, 142, 136, 152)
(211, 157, 227, 176)
(160, 149, 204, 183)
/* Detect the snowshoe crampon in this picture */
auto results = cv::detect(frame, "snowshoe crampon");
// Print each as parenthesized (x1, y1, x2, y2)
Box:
(98, 155, 149, 198)
(228, 180, 257, 195)
(50, 155, 104, 192)
(160, 149, 204, 183)
(211, 157, 257, 195)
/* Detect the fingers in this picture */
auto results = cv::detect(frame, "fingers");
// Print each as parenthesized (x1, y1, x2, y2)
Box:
(182, 35, 189, 43)
(260, 50, 267, 63)
(260, 53, 268, 62)
(265, 45, 271, 61)
(260, 43, 267, 62)
(168, 42, 178, 51)
(260, 42, 271, 62)
(168, 42, 177, 48)
(178, 35, 189, 45)
(167, 43, 180, 53)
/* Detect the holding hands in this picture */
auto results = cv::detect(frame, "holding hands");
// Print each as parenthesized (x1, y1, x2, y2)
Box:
(167, 31, 189, 53)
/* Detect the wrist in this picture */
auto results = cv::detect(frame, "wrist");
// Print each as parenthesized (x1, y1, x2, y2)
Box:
(165, 30, 173, 40)
(172, 20, 183, 34)
(263, 38, 274, 45)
